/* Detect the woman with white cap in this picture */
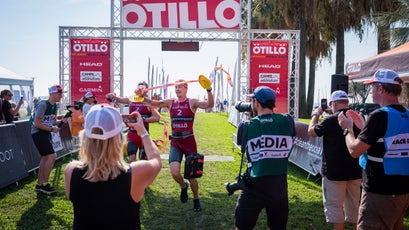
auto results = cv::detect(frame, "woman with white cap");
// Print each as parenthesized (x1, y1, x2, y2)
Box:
(64, 104, 162, 229)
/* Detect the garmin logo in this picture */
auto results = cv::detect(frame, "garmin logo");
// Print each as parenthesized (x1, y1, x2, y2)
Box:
(79, 86, 103, 93)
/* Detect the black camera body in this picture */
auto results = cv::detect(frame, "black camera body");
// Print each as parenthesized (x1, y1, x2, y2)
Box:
(225, 172, 251, 196)
(235, 101, 254, 117)
(73, 100, 84, 110)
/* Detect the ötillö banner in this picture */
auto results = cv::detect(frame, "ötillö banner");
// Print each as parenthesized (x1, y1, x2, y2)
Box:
(70, 38, 111, 105)
(250, 40, 289, 114)
(122, 0, 240, 29)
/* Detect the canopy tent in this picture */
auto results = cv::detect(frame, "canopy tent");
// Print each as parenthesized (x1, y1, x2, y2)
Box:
(345, 42, 409, 82)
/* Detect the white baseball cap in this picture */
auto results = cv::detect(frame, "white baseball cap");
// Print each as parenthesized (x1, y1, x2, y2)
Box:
(329, 90, 348, 105)
(363, 69, 402, 85)
(84, 104, 123, 140)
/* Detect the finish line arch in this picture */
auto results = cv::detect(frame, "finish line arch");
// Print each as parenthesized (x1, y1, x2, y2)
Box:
(59, 0, 300, 120)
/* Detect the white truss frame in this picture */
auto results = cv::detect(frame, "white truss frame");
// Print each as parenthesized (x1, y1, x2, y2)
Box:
(59, 0, 300, 118)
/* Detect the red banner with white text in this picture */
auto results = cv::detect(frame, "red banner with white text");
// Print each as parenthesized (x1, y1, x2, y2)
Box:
(122, 0, 240, 29)
(70, 38, 111, 105)
(250, 40, 289, 114)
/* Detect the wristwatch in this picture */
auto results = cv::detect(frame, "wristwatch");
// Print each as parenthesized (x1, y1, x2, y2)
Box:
(343, 128, 353, 136)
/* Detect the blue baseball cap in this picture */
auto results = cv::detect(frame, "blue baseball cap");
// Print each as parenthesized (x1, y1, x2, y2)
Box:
(248, 86, 276, 103)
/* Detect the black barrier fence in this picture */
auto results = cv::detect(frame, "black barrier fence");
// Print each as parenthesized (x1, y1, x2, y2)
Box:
(0, 120, 76, 189)
(0, 123, 28, 189)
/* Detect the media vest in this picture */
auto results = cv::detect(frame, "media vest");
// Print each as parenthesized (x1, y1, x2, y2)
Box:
(246, 114, 293, 178)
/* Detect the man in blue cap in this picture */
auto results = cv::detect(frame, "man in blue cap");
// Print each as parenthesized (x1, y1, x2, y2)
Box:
(234, 86, 295, 230)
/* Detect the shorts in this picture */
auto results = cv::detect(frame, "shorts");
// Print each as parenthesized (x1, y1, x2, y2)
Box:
(32, 131, 55, 156)
(358, 190, 409, 229)
(169, 135, 197, 163)
(322, 176, 361, 223)
(127, 141, 142, 157)
(235, 175, 288, 230)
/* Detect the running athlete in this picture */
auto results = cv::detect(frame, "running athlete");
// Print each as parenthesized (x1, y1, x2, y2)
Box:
(140, 79, 213, 212)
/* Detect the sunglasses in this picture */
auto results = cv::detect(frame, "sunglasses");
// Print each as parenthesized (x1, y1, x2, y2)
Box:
(7, 94, 13, 96)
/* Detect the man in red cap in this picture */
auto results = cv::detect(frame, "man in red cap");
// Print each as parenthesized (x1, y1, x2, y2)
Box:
(31, 84, 69, 195)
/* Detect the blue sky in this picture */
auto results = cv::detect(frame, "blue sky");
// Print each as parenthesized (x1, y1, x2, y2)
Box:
(0, 0, 378, 103)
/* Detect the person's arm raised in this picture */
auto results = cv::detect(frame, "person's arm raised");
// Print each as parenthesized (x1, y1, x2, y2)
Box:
(128, 112, 162, 202)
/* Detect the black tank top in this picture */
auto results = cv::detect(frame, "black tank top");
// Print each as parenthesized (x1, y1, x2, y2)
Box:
(70, 167, 140, 230)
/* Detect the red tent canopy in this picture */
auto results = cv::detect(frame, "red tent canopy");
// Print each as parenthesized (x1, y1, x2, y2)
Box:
(345, 42, 409, 82)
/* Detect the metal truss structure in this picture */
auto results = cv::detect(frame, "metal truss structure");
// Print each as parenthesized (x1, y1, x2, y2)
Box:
(59, 0, 300, 118)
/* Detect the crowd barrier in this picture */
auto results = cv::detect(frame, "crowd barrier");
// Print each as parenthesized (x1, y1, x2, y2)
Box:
(0, 119, 76, 189)
(289, 122, 323, 176)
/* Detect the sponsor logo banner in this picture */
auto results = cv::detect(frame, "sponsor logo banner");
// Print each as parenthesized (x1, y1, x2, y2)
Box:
(122, 0, 240, 29)
(70, 38, 111, 104)
(289, 122, 323, 176)
(250, 40, 289, 114)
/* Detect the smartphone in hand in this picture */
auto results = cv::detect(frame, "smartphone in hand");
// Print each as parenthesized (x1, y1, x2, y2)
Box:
(121, 114, 137, 125)
(321, 98, 327, 111)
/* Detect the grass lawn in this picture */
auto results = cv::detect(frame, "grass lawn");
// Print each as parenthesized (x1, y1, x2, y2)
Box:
(0, 113, 407, 229)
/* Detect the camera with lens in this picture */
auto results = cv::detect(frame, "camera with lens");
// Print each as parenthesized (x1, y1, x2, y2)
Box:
(225, 172, 251, 196)
(63, 105, 74, 118)
(235, 101, 254, 117)
(73, 100, 84, 110)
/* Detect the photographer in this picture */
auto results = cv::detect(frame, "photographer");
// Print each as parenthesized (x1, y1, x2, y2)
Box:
(234, 86, 295, 230)
(308, 90, 362, 230)
(81, 91, 96, 118)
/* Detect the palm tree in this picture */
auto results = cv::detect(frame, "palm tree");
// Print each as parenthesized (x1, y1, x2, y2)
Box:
(372, 0, 409, 47)
(251, 0, 334, 117)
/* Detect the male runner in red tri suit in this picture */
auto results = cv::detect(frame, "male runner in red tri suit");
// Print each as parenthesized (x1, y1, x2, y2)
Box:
(141, 79, 214, 212)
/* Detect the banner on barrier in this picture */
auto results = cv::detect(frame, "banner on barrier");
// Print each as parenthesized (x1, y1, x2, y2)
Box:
(289, 122, 323, 176)
(0, 124, 28, 189)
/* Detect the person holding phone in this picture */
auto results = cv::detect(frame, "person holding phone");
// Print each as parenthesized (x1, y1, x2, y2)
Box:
(308, 90, 363, 230)
(1, 89, 23, 124)
(106, 81, 160, 163)
(64, 106, 162, 229)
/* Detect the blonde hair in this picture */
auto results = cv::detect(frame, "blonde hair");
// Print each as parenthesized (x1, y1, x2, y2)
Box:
(76, 129, 129, 182)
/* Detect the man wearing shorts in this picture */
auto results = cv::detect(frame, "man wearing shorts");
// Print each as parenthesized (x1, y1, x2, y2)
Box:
(141, 79, 213, 212)
(31, 84, 68, 195)
(308, 90, 362, 229)
(339, 69, 409, 229)
(108, 81, 160, 162)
